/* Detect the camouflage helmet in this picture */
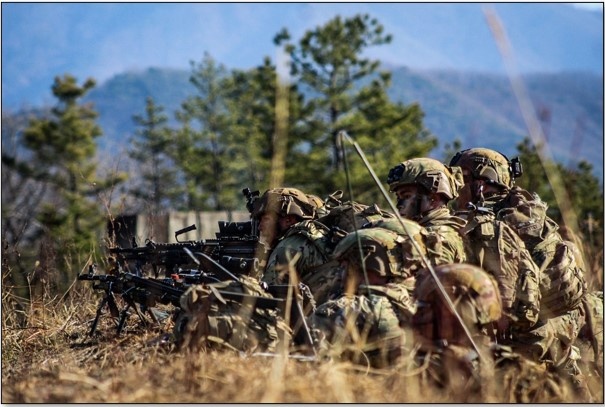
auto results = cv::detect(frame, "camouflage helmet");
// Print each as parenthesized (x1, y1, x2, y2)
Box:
(414, 263, 502, 343)
(251, 188, 316, 220)
(449, 148, 522, 189)
(386, 158, 464, 200)
(306, 194, 329, 217)
(365, 217, 425, 240)
(333, 227, 427, 279)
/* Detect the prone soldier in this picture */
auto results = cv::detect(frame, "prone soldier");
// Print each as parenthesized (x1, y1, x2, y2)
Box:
(251, 187, 337, 307)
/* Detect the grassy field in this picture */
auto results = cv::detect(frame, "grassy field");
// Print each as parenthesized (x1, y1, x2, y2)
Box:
(2, 278, 602, 404)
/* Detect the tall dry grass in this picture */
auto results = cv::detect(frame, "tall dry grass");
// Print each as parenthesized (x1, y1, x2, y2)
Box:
(2, 203, 602, 403)
(2, 271, 602, 403)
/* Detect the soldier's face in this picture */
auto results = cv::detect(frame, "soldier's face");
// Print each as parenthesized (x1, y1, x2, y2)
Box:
(278, 215, 299, 233)
(394, 185, 421, 220)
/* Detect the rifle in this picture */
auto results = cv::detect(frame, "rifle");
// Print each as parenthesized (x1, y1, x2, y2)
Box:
(78, 265, 285, 337)
(109, 221, 263, 278)
(109, 188, 264, 278)
(78, 267, 315, 352)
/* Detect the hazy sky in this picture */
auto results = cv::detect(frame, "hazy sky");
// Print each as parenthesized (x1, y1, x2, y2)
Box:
(2, 2, 602, 108)
(3, 3, 403, 106)
(571, 2, 605, 11)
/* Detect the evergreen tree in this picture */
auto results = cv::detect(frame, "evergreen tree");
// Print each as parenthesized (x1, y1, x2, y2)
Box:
(274, 14, 436, 197)
(128, 96, 181, 213)
(172, 54, 308, 211)
(8, 75, 122, 292)
(172, 53, 236, 211)
(221, 59, 278, 198)
(225, 57, 309, 195)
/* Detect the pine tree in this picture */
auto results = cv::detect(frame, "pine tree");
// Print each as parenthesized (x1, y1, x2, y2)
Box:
(172, 53, 236, 211)
(225, 57, 309, 195)
(274, 14, 436, 197)
(128, 96, 181, 213)
(221, 59, 279, 198)
(11, 75, 122, 292)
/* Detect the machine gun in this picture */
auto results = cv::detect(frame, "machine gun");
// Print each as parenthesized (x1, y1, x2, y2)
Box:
(109, 221, 263, 278)
(79, 265, 315, 348)
(109, 188, 264, 278)
(79, 188, 314, 349)
(78, 264, 285, 337)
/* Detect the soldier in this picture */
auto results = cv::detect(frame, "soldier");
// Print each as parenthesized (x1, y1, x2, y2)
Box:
(413, 264, 572, 402)
(250, 187, 336, 306)
(386, 157, 467, 265)
(309, 223, 428, 367)
(413, 263, 502, 391)
(450, 147, 591, 399)
(176, 275, 291, 354)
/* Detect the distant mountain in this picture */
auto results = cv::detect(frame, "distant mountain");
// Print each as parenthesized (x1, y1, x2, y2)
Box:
(388, 68, 604, 174)
(86, 67, 191, 153)
(84, 67, 604, 180)
(2, 3, 602, 109)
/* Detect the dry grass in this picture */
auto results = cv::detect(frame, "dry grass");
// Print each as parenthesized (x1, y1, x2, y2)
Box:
(2, 281, 603, 404)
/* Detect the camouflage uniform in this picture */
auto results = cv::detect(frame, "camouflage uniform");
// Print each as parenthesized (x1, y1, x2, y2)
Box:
(492, 187, 587, 318)
(261, 221, 329, 292)
(386, 157, 467, 265)
(418, 207, 467, 265)
(309, 225, 428, 367)
(450, 147, 591, 397)
(458, 207, 541, 332)
(176, 275, 291, 353)
(251, 188, 337, 307)
(412, 263, 503, 390)
(577, 291, 604, 374)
